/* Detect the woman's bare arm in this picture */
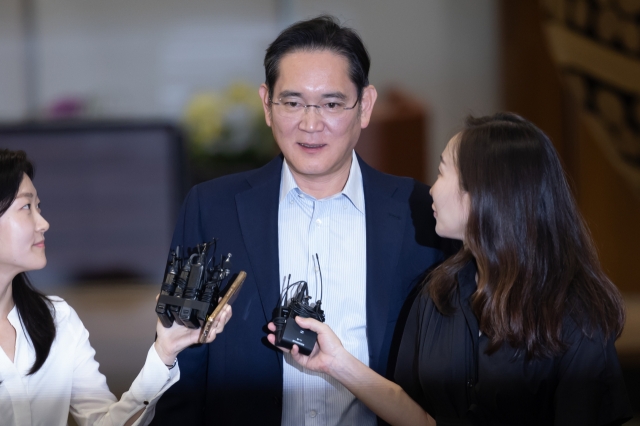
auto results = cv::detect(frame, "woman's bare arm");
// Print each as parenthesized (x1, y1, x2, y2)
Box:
(267, 316, 435, 426)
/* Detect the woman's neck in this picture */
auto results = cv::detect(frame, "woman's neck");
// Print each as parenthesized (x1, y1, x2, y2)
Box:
(0, 275, 15, 320)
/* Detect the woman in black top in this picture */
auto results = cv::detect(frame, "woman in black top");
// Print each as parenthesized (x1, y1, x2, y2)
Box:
(268, 112, 633, 425)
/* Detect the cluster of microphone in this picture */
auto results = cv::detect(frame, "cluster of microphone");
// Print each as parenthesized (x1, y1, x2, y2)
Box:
(155, 240, 232, 330)
(155, 243, 325, 354)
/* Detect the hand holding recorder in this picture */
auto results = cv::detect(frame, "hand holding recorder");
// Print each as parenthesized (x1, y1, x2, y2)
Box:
(267, 316, 347, 375)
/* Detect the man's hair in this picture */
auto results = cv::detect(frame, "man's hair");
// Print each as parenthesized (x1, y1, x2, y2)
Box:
(264, 15, 370, 101)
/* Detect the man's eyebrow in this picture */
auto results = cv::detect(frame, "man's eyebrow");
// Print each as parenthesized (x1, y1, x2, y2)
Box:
(278, 90, 303, 98)
(321, 92, 347, 100)
(276, 91, 348, 100)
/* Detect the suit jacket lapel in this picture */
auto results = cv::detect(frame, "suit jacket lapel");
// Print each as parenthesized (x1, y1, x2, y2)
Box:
(359, 156, 407, 369)
(235, 156, 283, 324)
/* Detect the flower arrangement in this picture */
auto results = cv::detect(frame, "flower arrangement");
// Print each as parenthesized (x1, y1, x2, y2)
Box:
(183, 82, 277, 181)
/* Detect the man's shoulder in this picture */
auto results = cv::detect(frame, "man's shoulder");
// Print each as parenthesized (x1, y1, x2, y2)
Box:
(358, 157, 430, 202)
(188, 155, 283, 199)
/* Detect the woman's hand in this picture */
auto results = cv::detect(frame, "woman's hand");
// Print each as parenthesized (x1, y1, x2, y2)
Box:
(267, 316, 349, 376)
(269, 316, 435, 426)
(154, 303, 232, 366)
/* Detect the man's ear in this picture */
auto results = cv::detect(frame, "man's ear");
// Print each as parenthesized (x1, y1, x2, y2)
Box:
(359, 85, 378, 129)
(258, 84, 272, 127)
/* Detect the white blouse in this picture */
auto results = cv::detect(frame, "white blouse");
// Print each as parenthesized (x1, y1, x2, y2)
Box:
(0, 296, 179, 426)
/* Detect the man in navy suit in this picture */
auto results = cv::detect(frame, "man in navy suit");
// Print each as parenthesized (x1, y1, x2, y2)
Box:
(152, 15, 444, 426)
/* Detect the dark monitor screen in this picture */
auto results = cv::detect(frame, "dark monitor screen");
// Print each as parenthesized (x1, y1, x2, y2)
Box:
(0, 121, 185, 287)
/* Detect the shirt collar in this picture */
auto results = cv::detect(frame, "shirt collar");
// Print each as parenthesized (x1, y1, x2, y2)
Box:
(7, 304, 19, 327)
(342, 151, 365, 213)
(279, 158, 299, 204)
(279, 150, 365, 214)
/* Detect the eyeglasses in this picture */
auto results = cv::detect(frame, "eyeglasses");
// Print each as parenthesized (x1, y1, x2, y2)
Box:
(269, 98, 359, 120)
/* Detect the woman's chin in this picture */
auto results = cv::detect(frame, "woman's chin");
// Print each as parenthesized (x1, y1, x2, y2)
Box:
(434, 224, 450, 239)
(434, 227, 463, 242)
(26, 257, 47, 272)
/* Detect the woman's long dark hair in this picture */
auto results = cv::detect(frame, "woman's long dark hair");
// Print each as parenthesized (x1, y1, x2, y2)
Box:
(427, 113, 625, 359)
(0, 149, 56, 374)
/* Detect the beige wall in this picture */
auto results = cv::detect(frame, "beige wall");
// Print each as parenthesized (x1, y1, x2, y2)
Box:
(0, 0, 27, 119)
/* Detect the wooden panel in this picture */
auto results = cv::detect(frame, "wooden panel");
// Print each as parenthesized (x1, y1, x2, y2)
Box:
(577, 123, 640, 293)
(500, 0, 640, 293)
(357, 89, 428, 182)
(500, 0, 578, 180)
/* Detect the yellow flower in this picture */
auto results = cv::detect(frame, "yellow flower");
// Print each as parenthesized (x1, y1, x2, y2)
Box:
(183, 92, 225, 150)
(225, 81, 263, 113)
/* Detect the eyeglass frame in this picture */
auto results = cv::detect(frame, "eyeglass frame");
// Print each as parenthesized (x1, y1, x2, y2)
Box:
(268, 98, 359, 118)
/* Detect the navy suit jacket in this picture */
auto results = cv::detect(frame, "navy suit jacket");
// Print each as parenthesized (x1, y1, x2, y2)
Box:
(151, 154, 444, 425)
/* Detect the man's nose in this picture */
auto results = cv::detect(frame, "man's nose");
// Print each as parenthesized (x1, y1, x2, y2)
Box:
(298, 106, 324, 132)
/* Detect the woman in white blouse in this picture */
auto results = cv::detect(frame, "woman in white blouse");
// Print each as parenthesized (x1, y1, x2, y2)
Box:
(0, 149, 232, 426)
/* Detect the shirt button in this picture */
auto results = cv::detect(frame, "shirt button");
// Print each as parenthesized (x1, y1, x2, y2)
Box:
(290, 199, 294, 204)
(309, 410, 317, 418)
(315, 219, 322, 226)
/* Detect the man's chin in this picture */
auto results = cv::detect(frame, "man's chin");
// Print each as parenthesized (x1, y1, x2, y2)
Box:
(288, 160, 331, 177)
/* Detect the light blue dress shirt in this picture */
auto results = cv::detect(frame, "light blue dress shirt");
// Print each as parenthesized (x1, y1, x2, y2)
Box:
(278, 151, 376, 426)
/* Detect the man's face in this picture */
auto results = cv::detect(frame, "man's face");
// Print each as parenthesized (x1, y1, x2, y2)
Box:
(259, 50, 377, 185)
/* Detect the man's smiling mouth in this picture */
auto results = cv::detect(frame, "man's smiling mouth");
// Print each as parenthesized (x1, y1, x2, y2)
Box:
(298, 143, 326, 149)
